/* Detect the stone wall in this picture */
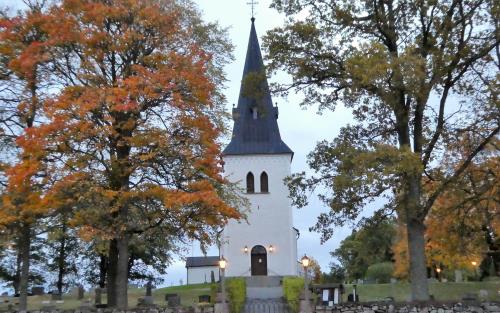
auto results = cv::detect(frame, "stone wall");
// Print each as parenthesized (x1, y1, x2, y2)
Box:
(3, 302, 499, 313)
(315, 302, 500, 313)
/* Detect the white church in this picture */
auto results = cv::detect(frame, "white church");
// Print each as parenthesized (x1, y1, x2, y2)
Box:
(186, 18, 299, 283)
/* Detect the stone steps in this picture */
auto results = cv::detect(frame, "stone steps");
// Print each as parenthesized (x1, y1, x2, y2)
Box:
(244, 299, 290, 313)
(245, 276, 284, 299)
(245, 276, 283, 288)
(246, 286, 283, 299)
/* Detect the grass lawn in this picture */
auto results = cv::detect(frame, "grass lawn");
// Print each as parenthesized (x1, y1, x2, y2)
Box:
(0, 283, 212, 311)
(342, 281, 500, 302)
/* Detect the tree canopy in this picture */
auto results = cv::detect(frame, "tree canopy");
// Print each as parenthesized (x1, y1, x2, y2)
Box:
(0, 0, 242, 308)
(265, 0, 499, 300)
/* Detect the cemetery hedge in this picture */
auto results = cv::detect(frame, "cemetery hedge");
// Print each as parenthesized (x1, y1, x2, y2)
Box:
(226, 278, 246, 313)
(283, 276, 305, 313)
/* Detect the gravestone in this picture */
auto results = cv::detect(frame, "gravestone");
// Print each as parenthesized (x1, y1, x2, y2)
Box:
(32, 287, 44, 295)
(462, 293, 478, 303)
(95, 287, 102, 306)
(139, 280, 154, 306)
(78, 285, 85, 300)
(51, 292, 62, 301)
(199, 295, 211, 303)
(479, 289, 489, 299)
(166, 293, 181, 307)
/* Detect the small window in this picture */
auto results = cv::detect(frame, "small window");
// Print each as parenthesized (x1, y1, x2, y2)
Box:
(260, 172, 268, 193)
(251, 107, 258, 119)
(246, 172, 255, 193)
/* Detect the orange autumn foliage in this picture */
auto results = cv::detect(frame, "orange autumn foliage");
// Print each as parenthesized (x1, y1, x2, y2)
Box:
(2, 1, 240, 308)
(393, 140, 499, 278)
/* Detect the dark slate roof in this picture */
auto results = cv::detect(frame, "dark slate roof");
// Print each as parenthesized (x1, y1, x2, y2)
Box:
(223, 18, 293, 156)
(185, 256, 220, 268)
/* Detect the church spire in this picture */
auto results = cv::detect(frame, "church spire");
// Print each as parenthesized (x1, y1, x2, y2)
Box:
(223, 19, 293, 156)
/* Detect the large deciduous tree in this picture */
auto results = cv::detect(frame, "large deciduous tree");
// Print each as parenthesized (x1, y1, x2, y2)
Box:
(0, 2, 54, 309)
(265, 0, 499, 300)
(2, 0, 241, 308)
(19, 0, 241, 308)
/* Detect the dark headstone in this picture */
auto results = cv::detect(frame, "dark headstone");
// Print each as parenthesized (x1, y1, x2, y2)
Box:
(166, 293, 181, 307)
(32, 287, 44, 295)
(77, 285, 85, 300)
(347, 294, 359, 302)
(95, 287, 102, 305)
(51, 292, 62, 301)
(462, 293, 478, 302)
(165, 293, 178, 301)
(146, 280, 153, 297)
(199, 295, 210, 303)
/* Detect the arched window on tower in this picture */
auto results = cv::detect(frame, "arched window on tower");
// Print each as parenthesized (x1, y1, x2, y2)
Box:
(260, 172, 269, 193)
(246, 172, 255, 193)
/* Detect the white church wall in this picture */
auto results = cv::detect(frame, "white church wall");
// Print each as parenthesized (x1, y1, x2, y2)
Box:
(187, 266, 220, 285)
(221, 154, 298, 277)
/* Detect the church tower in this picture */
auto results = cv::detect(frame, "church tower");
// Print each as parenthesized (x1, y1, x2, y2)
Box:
(221, 18, 298, 277)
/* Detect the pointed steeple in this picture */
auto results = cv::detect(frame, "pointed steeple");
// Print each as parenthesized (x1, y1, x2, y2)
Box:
(223, 19, 293, 156)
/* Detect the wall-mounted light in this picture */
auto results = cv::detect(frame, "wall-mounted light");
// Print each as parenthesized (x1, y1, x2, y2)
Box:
(244, 246, 248, 253)
(269, 245, 274, 253)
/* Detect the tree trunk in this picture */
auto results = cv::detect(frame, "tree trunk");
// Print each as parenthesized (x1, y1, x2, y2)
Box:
(98, 254, 107, 288)
(18, 223, 31, 312)
(57, 219, 67, 295)
(14, 244, 21, 295)
(402, 172, 430, 301)
(116, 235, 129, 309)
(107, 239, 118, 307)
(407, 217, 429, 301)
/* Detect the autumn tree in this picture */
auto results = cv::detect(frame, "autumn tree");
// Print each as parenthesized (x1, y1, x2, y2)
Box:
(394, 140, 500, 279)
(0, 2, 55, 309)
(265, 0, 499, 300)
(14, 0, 241, 308)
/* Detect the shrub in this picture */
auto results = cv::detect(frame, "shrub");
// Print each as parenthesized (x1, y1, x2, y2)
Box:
(365, 262, 394, 283)
(210, 283, 217, 305)
(283, 276, 304, 313)
(226, 278, 246, 313)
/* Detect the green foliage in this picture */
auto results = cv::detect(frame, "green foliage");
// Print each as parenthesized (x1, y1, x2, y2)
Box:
(226, 278, 246, 313)
(283, 276, 304, 313)
(210, 283, 217, 305)
(322, 263, 345, 283)
(332, 218, 396, 281)
(365, 262, 394, 283)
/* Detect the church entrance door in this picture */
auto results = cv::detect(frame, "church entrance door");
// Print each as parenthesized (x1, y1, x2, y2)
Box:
(250, 245, 267, 276)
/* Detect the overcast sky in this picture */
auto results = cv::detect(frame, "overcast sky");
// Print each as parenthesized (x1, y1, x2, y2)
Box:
(1, 0, 376, 288)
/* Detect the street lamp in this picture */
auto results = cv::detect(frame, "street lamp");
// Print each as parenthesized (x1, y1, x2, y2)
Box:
(219, 256, 227, 313)
(301, 255, 311, 313)
(471, 261, 478, 280)
(436, 267, 442, 281)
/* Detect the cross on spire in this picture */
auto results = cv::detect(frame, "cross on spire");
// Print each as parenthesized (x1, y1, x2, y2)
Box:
(247, 0, 259, 19)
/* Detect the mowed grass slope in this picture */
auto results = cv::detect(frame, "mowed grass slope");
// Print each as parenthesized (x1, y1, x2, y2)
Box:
(0, 283, 211, 311)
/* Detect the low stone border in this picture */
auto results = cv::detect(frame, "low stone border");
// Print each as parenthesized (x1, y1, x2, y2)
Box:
(314, 302, 500, 313)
